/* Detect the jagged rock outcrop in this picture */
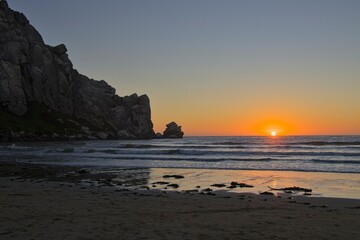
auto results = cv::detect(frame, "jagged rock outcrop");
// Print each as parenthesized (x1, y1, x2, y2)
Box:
(0, 0, 154, 140)
(163, 122, 184, 138)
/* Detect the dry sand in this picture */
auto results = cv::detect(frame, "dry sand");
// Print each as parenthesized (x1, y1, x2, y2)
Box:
(1, 163, 360, 240)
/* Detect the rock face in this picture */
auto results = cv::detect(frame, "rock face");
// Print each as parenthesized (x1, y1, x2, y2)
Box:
(0, 0, 154, 140)
(163, 122, 184, 138)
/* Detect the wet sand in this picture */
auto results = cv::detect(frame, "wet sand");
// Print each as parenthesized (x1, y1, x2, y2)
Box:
(147, 168, 360, 199)
(1, 162, 360, 240)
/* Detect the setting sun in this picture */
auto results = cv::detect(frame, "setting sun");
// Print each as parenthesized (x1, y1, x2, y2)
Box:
(271, 131, 277, 136)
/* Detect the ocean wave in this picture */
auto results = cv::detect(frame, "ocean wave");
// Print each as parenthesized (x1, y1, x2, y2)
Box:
(257, 151, 360, 157)
(25, 146, 360, 158)
(211, 141, 247, 145)
(119, 144, 161, 149)
(118, 143, 246, 149)
(74, 155, 275, 162)
(75, 155, 358, 164)
(2, 136, 360, 174)
(255, 145, 360, 150)
(210, 140, 360, 147)
(311, 159, 360, 164)
(199, 140, 360, 147)
(292, 141, 360, 146)
(84, 149, 208, 156)
(86, 148, 359, 157)
(166, 149, 181, 155)
(6, 144, 30, 150)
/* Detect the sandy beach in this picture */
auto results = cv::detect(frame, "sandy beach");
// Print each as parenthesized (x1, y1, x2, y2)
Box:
(1, 162, 359, 240)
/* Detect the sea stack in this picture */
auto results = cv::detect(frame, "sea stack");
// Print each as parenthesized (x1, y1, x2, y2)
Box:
(163, 122, 184, 138)
(0, 0, 154, 141)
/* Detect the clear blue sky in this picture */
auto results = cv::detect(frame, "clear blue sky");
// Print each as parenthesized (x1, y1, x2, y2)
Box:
(9, 0, 360, 135)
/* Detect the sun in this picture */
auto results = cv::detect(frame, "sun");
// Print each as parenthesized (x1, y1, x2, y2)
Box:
(271, 131, 277, 136)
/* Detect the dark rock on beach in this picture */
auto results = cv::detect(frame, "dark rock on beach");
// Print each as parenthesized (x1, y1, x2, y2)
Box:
(202, 188, 213, 192)
(152, 181, 170, 185)
(230, 182, 254, 188)
(211, 183, 227, 188)
(167, 183, 179, 189)
(0, 0, 154, 141)
(162, 174, 184, 179)
(260, 191, 274, 195)
(269, 186, 312, 193)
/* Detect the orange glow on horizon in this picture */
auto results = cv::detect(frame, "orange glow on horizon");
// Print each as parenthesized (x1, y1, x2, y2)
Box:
(152, 106, 360, 136)
(154, 118, 360, 136)
(248, 118, 295, 136)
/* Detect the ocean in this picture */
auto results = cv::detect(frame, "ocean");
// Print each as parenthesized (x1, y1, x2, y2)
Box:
(1, 135, 359, 174)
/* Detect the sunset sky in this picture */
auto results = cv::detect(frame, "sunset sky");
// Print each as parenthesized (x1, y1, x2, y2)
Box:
(10, 0, 360, 136)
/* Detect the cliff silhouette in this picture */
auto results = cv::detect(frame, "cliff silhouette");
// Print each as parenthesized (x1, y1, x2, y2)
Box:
(0, 0, 155, 141)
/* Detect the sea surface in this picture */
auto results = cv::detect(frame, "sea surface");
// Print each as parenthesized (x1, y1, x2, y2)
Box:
(1, 136, 359, 174)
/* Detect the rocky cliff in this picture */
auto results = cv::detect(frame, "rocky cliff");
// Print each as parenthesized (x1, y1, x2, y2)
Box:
(0, 0, 155, 140)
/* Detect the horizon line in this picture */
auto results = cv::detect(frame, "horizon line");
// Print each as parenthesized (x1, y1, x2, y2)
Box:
(183, 134, 360, 137)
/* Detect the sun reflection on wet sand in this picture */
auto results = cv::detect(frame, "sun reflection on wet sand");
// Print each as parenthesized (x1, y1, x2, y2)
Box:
(149, 168, 360, 199)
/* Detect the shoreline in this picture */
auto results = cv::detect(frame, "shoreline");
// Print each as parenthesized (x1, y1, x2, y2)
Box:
(1, 161, 360, 239)
(0, 161, 360, 200)
(1, 161, 360, 204)
(1, 161, 360, 200)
